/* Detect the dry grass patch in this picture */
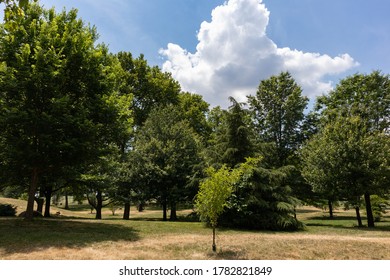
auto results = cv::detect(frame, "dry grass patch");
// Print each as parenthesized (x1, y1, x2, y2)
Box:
(1, 197, 390, 260)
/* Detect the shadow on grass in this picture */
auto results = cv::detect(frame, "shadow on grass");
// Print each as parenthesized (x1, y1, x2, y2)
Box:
(0, 217, 140, 255)
(305, 216, 390, 232)
(308, 215, 360, 221)
(207, 249, 247, 260)
(296, 208, 322, 214)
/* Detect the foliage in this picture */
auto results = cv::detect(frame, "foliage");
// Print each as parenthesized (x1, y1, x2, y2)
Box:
(195, 165, 241, 227)
(206, 97, 254, 168)
(117, 52, 180, 128)
(219, 157, 303, 231)
(133, 105, 201, 220)
(248, 72, 308, 167)
(301, 115, 390, 226)
(317, 71, 390, 133)
(369, 195, 390, 222)
(195, 164, 242, 251)
(0, 2, 122, 219)
(178, 92, 211, 140)
(311, 71, 390, 227)
(0, 203, 17, 216)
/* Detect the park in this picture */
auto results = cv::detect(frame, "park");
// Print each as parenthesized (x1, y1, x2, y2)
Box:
(0, 0, 389, 261)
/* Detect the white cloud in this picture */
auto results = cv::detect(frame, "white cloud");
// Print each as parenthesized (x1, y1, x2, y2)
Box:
(160, 0, 359, 108)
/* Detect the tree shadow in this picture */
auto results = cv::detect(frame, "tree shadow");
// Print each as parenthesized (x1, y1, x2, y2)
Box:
(208, 249, 247, 260)
(308, 215, 360, 221)
(0, 217, 140, 255)
(296, 208, 322, 214)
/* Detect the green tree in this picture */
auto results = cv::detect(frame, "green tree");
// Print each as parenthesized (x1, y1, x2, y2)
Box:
(248, 72, 308, 167)
(195, 165, 241, 252)
(0, 2, 120, 219)
(81, 149, 122, 219)
(301, 116, 390, 227)
(117, 52, 180, 128)
(219, 157, 303, 231)
(206, 97, 254, 168)
(134, 105, 201, 221)
(315, 71, 390, 227)
(178, 92, 211, 140)
(317, 71, 390, 133)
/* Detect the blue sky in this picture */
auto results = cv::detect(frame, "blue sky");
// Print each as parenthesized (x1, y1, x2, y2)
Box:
(10, 0, 390, 107)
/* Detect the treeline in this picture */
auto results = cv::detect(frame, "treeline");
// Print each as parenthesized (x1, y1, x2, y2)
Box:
(0, 1, 389, 230)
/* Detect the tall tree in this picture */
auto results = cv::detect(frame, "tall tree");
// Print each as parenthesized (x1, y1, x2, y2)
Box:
(134, 105, 201, 221)
(248, 72, 308, 167)
(178, 92, 211, 140)
(117, 52, 180, 128)
(301, 116, 390, 227)
(0, 2, 120, 219)
(206, 97, 254, 168)
(317, 71, 390, 133)
(315, 71, 390, 227)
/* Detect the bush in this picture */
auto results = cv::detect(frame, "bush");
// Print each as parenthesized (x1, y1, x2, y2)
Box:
(0, 204, 17, 216)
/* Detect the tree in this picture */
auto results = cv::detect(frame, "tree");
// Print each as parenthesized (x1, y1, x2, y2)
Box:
(178, 92, 211, 140)
(219, 158, 303, 231)
(300, 120, 346, 219)
(195, 165, 241, 252)
(0, 0, 28, 6)
(134, 105, 201, 221)
(81, 150, 122, 219)
(206, 97, 254, 168)
(314, 71, 390, 227)
(317, 71, 390, 133)
(117, 52, 180, 128)
(0, 2, 120, 219)
(301, 116, 390, 227)
(248, 72, 308, 167)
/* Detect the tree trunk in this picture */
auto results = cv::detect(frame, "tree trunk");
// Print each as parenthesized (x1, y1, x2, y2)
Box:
(123, 202, 131, 220)
(364, 192, 375, 228)
(25, 168, 39, 220)
(95, 190, 102, 219)
(36, 195, 44, 214)
(169, 202, 177, 221)
(212, 226, 216, 252)
(162, 201, 167, 221)
(355, 206, 363, 227)
(64, 191, 69, 210)
(328, 199, 334, 219)
(44, 186, 53, 218)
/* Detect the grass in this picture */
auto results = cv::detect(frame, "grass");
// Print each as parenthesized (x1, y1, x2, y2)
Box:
(1, 197, 390, 260)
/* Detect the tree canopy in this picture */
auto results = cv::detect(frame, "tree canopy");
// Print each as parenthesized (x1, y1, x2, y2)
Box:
(0, 2, 122, 219)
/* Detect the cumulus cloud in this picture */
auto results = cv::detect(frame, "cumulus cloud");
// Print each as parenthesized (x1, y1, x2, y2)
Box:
(160, 0, 359, 108)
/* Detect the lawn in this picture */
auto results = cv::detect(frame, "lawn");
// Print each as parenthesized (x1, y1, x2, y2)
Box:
(1, 197, 390, 260)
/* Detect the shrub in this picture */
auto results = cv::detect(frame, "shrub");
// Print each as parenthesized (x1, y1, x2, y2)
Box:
(0, 204, 17, 216)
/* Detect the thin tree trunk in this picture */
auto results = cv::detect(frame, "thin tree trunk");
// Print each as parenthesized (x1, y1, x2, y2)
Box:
(36, 193, 44, 214)
(364, 192, 375, 228)
(95, 190, 102, 219)
(212, 227, 216, 252)
(64, 191, 69, 210)
(162, 201, 167, 221)
(355, 206, 363, 227)
(328, 199, 334, 219)
(170, 202, 177, 221)
(25, 168, 39, 220)
(123, 202, 131, 220)
(44, 186, 53, 218)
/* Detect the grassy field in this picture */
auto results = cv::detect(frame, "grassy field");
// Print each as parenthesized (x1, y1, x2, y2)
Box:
(1, 197, 390, 260)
